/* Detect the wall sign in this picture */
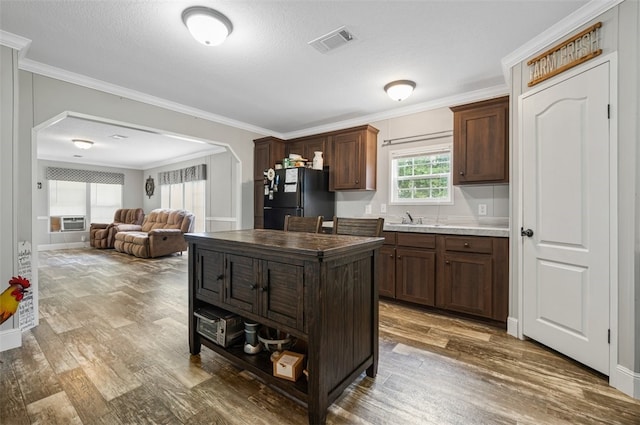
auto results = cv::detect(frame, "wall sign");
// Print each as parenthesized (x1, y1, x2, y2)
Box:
(528, 22, 602, 87)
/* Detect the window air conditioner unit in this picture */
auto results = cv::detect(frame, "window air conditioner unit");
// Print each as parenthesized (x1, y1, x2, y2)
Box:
(61, 216, 86, 231)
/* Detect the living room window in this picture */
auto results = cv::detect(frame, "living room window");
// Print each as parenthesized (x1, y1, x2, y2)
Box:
(46, 167, 124, 231)
(158, 164, 206, 232)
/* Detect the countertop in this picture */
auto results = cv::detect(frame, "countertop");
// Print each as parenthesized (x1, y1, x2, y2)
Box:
(383, 223, 509, 238)
(323, 221, 510, 238)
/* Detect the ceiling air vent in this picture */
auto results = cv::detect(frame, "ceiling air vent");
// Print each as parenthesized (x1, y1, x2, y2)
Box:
(308, 26, 356, 53)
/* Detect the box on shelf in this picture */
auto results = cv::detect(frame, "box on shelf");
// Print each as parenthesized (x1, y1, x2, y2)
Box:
(273, 350, 305, 382)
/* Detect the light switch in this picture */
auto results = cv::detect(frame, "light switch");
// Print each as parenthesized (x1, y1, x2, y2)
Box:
(380, 203, 387, 213)
(478, 204, 487, 216)
(365, 205, 372, 214)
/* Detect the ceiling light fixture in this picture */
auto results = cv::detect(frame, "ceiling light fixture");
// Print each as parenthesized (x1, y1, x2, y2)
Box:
(384, 80, 416, 101)
(72, 139, 94, 150)
(182, 6, 233, 46)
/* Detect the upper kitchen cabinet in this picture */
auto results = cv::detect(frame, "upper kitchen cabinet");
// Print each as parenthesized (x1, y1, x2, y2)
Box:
(253, 136, 285, 180)
(329, 125, 379, 191)
(450, 96, 509, 185)
(286, 135, 330, 168)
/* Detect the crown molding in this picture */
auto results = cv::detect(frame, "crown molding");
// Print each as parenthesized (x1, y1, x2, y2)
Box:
(282, 84, 509, 139)
(0, 30, 31, 53)
(17, 55, 278, 138)
(501, 0, 623, 84)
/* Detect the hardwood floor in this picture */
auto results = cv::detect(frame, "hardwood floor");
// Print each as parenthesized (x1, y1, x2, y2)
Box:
(1, 248, 639, 424)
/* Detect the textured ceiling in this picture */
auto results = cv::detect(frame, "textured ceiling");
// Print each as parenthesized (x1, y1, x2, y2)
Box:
(0, 0, 590, 168)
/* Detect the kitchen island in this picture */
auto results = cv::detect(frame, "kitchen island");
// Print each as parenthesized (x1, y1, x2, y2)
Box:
(185, 229, 384, 425)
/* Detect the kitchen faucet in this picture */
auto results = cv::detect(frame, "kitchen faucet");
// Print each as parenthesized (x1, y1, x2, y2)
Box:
(405, 211, 414, 224)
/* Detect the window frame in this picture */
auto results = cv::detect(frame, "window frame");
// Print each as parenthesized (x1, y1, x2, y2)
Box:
(388, 143, 454, 206)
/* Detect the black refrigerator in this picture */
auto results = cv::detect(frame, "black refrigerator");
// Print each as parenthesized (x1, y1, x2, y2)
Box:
(263, 167, 335, 230)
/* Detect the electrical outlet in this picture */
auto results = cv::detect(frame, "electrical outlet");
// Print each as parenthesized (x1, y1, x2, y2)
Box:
(365, 205, 372, 214)
(478, 204, 487, 216)
(380, 203, 387, 213)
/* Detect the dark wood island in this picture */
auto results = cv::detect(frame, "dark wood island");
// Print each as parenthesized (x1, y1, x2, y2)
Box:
(185, 229, 384, 425)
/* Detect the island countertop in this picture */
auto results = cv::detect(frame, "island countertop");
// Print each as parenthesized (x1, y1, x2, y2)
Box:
(186, 229, 385, 257)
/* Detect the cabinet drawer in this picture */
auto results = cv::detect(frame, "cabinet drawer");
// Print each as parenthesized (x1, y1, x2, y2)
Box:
(444, 236, 492, 254)
(397, 233, 436, 249)
(382, 231, 396, 245)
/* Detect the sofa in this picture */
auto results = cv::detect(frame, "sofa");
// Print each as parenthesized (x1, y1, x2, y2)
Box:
(113, 208, 195, 258)
(90, 208, 145, 249)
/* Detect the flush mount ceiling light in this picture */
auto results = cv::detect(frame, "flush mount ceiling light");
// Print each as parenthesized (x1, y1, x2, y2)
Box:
(384, 80, 416, 101)
(72, 139, 94, 150)
(182, 6, 233, 46)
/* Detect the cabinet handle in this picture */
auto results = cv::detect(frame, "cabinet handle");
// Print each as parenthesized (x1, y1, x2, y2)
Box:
(445, 260, 450, 264)
(459, 171, 465, 175)
(464, 242, 470, 247)
(249, 283, 257, 290)
(389, 254, 394, 258)
(216, 274, 224, 281)
(397, 256, 401, 260)
(355, 180, 359, 184)
(261, 287, 268, 293)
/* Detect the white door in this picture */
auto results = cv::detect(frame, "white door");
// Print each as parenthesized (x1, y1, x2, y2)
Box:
(521, 61, 610, 375)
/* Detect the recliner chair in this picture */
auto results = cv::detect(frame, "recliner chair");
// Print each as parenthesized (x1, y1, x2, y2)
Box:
(90, 208, 145, 249)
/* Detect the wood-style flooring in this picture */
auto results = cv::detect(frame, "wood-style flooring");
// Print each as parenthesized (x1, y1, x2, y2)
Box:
(1, 248, 639, 424)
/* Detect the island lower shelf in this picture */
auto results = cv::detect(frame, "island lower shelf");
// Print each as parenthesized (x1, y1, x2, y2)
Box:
(198, 332, 309, 403)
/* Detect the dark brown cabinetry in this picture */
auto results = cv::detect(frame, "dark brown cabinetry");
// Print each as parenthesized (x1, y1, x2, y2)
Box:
(286, 135, 329, 168)
(187, 230, 383, 425)
(378, 232, 397, 298)
(450, 96, 509, 185)
(330, 125, 378, 191)
(395, 233, 436, 306)
(253, 137, 285, 228)
(436, 235, 508, 321)
(379, 232, 508, 323)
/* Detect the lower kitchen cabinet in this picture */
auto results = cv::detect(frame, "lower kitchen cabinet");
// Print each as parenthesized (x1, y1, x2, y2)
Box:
(438, 251, 493, 318)
(379, 232, 509, 323)
(396, 247, 436, 306)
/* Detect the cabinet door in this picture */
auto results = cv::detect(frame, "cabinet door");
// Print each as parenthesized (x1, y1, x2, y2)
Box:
(395, 248, 436, 306)
(195, 248, 224, 304)
(286, 141, 305, 158)
(260, 260, 304, 331)
(331, 131, 362, 190)
(224, 254, 259, 314)
(304, 137, 328, 168)
(254, 138, 285, 180)
(452, 97, 508, 185)
(439, 252, 492, 318)
(379, 245, 396, 298)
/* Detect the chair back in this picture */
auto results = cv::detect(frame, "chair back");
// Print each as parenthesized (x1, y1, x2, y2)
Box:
(113, 208, 145, 225)
(332, 217, 384, 237)
(284, 215, 323, 233)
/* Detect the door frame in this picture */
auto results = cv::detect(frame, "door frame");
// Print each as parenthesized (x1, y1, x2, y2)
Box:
(516, 52, 618, 379)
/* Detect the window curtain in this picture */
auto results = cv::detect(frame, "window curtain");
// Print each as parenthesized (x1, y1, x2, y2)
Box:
(45, 167, 124, 185)
(158, 164, 207, 185)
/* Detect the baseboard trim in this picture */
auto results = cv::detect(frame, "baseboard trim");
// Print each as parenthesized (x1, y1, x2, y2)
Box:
(611, 364, 640, 400)
(0, 328, 22, 352)
(38, 242, 89, 251)
(506, 316, 518, 338)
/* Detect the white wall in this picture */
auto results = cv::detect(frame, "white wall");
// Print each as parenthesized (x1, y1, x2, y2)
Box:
(144, 149, 239, 232)
(0, 45, 22, 348)
(336, 106, 509, 226)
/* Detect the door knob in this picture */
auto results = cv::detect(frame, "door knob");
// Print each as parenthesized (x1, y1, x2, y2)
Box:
(521, 227, 534, 237)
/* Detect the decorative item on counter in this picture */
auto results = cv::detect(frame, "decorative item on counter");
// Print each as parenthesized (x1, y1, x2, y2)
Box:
(312, 151, 324, 170)
(275, 163, 283, 170)
(243, 322, 262, 354)
(272, 350, 305, 382)
(0, 276, 30, 325)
